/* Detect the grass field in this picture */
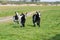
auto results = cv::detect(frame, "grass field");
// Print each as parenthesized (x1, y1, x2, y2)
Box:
(0, 6, 60, 40)
(0, 6, 60, 17)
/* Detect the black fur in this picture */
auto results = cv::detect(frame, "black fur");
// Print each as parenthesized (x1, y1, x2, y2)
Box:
(21, 14, 26, 27)
(32, 12, 40, 27)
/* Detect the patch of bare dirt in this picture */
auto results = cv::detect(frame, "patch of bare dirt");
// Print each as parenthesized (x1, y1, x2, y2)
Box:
(0, 11, 35, 22)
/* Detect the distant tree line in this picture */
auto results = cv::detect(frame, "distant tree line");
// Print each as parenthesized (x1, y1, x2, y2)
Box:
(0, 1, 60, 5)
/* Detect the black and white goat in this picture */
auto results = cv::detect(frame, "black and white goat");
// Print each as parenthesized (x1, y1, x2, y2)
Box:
(32, 11, 41, 27)
(13, 12, 26, 27)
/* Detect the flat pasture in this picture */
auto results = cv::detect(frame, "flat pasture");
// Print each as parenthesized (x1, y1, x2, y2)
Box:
(0, 6, 60, 40)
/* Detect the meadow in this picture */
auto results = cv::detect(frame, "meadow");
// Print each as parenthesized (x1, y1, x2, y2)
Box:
(0, 6, 60, 40)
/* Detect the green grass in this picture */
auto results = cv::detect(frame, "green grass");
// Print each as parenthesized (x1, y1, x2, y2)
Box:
(0, 6, 60, 40)
(0, 6, 60, 17)
(0, 6, 40, 17)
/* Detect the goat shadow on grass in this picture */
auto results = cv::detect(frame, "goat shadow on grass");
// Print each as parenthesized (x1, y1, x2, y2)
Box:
(48, 34, 60, 40)
(27, 24, 35, 27)
(12, 25, 19, 28)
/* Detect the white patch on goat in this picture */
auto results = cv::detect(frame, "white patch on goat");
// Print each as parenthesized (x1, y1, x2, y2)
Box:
(13, 16, 18, 24)
(18, 15, 23, 26)
(39, 13, 41, 17)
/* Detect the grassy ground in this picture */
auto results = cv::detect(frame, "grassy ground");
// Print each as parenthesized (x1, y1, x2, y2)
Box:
(0, 6, 60, 17)
(0, 6, 60, 40)
(0, 6, 40, 17)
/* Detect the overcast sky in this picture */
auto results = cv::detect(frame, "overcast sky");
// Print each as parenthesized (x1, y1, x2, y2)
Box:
(41, 0, 60, 2)
(1, 0, 60, 2)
